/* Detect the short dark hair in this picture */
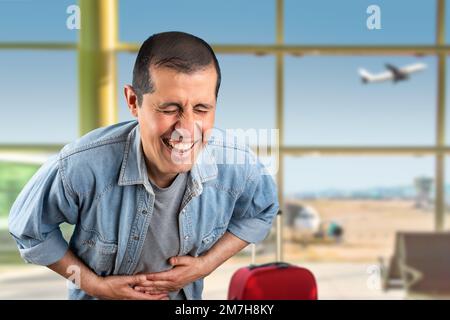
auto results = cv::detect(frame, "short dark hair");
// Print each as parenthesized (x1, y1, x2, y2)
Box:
(132, 31, 221, 106)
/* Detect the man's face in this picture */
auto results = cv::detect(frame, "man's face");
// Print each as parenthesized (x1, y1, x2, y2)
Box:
(129, 65, 217, 180)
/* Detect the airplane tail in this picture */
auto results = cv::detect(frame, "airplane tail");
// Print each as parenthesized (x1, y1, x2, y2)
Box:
(358, 68, 372, 84)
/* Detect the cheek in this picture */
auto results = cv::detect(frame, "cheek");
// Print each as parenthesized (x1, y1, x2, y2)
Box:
(140, 113, 173, 136)
(198, 113, 215, 129)
(200, 115, 215, 140)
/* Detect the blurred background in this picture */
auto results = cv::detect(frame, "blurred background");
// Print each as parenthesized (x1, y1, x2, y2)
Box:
(1, 0, 449, 299)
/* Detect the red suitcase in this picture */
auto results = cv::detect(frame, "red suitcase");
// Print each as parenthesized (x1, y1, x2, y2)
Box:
(227, 210, 318, 300)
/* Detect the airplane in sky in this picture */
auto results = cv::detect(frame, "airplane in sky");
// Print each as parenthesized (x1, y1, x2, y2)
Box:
(358, 62, 427, 84)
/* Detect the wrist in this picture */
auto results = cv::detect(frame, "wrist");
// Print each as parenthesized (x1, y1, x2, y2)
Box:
(82, 272, 104, 297)
(198, 253, 217, 277)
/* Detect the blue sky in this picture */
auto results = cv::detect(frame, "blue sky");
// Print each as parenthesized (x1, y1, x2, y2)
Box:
(0, 0, 447, 194)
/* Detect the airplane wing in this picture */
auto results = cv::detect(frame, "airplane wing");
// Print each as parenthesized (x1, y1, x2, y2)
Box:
(358, 68, 393, 83)
(399, 63, 427, 74)
(385, 64, 402, 77)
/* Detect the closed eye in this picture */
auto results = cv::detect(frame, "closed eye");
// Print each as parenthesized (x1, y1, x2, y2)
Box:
(161, 109, 179, 115)
(194, 104, 212, 113)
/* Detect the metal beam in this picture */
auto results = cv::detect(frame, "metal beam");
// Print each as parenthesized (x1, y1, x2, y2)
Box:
(0, 145, 64, 153)
(281, 146, 450, 156)
(4, 42, 450, 56)
(275, 0, 284, 262)
(3, 42, 450, 57)
(3, 144, 450, 156)
(78, 0, 118, 135)
(435, 0, 446, 231)
(116, 43, 450, 56)
(0, 43, 77, 50)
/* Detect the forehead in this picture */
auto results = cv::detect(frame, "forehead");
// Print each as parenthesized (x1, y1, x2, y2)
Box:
(149, 65, 217, 102)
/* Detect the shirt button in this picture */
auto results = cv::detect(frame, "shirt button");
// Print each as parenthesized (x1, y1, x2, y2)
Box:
(133, 235, 139, 241)
(141, 210, 147, 214)
(184, 235, 189, 240)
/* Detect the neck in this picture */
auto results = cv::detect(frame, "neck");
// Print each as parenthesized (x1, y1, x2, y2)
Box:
(147, 166, 177, 188)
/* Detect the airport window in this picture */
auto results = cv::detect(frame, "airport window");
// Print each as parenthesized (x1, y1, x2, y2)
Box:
(119, 0, 275, 44)
(0, 0, 78, 43)
(445, 157, 450, 230)
(1, 0, 449, 300)
(0, 51, 78, 144)
(285, 56, 437, 146)
(283, 156, 435, 261)
(285, 0, 436, 45)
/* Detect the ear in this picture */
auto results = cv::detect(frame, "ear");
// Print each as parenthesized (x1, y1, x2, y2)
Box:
(124, 85, 139, 118)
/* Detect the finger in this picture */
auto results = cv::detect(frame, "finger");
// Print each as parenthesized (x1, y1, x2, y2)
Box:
(126, 287, 168, 300)
(133, 286, 168, 295)
(133, 280, 157, 287)
(127, 274, 148, 286)
(143, 289, 171, 295)
(142, 280, 173, 290)
(169, 256, 193, 266)
(146, 271, 173, 281)
(134, 279, 178, 288)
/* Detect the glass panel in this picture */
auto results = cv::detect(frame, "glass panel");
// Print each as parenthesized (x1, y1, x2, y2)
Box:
(285, 0, 436, 45)
(0, 51, 78, 144)
(284, 156, 434, 261)
(0, 0, 78, 42)
(285, 56, 436, 146)
(283, 155, 434, 298)
(119, 0, 275, 44)
(444, 57, 450, 145)
(445, 157, 450, 230)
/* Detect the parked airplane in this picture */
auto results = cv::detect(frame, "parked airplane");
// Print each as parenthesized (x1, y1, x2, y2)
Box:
(358, 62, 427, 83)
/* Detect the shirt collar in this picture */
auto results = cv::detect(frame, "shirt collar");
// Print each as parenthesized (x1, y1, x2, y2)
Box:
(118, 124, 218, 191)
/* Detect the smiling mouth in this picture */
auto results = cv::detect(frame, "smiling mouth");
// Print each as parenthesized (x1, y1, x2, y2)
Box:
(161, 137, 200, 153)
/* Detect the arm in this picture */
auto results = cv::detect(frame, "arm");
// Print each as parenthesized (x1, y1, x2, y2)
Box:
(48, 250, 169, 300)
(136, 231, 248, 293)
(8, 155, 166, 300)
(200, 231, 249, 274)
(136, 156, 279, 293)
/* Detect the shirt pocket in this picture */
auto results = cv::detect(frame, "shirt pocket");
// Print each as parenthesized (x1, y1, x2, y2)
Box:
(71, 228, 118, 276)
(199, 225, 228, 253)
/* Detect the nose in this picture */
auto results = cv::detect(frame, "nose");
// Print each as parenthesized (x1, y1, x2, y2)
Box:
(173, 110, 202, 142)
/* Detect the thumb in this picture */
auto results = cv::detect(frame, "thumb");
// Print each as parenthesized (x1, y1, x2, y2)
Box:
(169, 256, 192, 266)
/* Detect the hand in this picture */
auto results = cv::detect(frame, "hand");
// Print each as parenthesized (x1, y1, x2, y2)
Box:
(133, 256, 211, 294)
(91, 274, 170, 300)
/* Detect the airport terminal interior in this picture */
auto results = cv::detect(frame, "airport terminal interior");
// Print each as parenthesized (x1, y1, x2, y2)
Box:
(0, 0, 449, 299)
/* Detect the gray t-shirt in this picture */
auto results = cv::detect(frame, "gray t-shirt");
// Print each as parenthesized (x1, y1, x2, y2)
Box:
(134, 172, 188, 300)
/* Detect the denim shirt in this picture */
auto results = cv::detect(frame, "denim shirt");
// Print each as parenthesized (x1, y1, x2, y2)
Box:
(8, 120, 279, 300)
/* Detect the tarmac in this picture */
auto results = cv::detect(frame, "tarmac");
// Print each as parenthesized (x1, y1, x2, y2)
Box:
(0, 262, 404, 300)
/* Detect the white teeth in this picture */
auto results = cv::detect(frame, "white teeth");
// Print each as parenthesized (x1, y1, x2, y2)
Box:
(165, 140, 195, 152)
(172, 142, 194, 152)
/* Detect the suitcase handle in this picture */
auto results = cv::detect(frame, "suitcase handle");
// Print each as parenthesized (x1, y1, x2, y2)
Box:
(251, 209, 283, 264)
(248, 262, 290, 270)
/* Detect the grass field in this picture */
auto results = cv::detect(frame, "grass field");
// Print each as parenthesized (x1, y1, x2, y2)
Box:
(0, 162, 40, 218)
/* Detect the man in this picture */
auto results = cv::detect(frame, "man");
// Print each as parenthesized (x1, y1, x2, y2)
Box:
(8, 31, 279, 300)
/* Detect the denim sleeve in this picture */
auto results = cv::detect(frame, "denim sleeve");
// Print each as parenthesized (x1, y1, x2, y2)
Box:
(227, 161, 279, 244)
(8, 154, 78, 266)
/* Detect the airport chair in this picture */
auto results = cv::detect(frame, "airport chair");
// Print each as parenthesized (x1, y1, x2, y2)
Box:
(399, 232, 450, 299)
